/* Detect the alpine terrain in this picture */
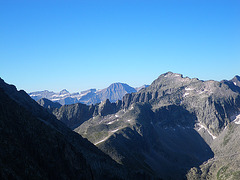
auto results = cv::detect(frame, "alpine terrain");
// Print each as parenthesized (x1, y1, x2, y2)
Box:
(39, 72, 240, 179)
(2, 72, 240, 179)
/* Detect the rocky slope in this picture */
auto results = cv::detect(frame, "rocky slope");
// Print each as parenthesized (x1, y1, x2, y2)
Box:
(0, 78, 130, 180)
(0, 89, 92, 180)
(230, 75, 240, 87)
(48, 72, 240, 179)
(187, 116, 240, 180)
(52, 99, 122, 129)
(37, 98, 62, 110)
(35, 72, 240, 179)
(29, 82, 140, 105)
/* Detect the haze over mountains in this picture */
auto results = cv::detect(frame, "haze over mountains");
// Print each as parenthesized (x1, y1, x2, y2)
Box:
(1, 72, 240, 179)
(29, 83, 149, 105)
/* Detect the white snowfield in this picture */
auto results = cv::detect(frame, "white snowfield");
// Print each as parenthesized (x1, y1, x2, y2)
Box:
(234, 82, 237, 86)
(94, 128, 122, 145)
(183, 87, 195, 97)
(94, 136, 111, 145)
(185, 87, 194, 91)
(129, 105, 134, 110)
(234, 114, 240, 124)
(196, 123, 217, 139)
(107, 121, 115, 125)
(111, 129, 120, 133)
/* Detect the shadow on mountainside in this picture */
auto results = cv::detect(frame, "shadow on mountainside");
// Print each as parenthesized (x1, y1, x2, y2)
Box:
(97, 104, 214, 179)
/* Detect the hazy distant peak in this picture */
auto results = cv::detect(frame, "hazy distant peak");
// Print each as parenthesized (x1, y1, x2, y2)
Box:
(80, 89, 96, 94)
(59, 89, 69, 94)
(108, 82, 131, 88)
(29, 82, 138, 105)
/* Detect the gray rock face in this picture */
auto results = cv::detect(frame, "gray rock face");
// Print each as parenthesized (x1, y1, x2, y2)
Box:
(0, 78, 130, 180)
(122, 72, 240, 136)
(34, 72, 240, 179)
(231, 75, 240, 87)
(37, 98, 62, 110)
(187, 119, 240, 180)
(52, 99, 122, 129)
(54, 72, 240, 179)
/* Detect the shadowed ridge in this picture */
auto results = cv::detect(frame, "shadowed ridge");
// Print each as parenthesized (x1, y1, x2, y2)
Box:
(0, 78, 130, 179)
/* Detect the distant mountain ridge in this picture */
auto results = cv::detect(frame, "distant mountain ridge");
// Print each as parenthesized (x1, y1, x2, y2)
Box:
(29, 83, 148, 105)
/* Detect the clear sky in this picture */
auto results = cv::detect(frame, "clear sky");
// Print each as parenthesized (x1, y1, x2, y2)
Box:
(0, 0, 239, 93)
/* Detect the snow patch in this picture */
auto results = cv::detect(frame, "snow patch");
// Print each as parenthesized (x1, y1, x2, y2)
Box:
(233, 114, 240, 124)
(94, 136, 110, 145)
(94, 128, 121, 145)
(51, 98, 61, 101)
(234, 82, 237, 86)
(185, 87, 194, 91)
(196, 123, 217, 139)
(115, 114, 119, 117)
(107, 121, 116, 125)
(183, 93, 189, 97)
(111, 129, 119, 133)
(127, 119, 131, 122)
(129, 105, 134, 110)
(30, 94, 41, 97)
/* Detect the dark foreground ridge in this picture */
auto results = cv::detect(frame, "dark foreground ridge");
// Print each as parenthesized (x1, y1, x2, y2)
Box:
(0, 78, 138, 180)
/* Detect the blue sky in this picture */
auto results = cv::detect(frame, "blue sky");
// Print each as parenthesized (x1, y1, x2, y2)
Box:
(0, 0, 239, 92)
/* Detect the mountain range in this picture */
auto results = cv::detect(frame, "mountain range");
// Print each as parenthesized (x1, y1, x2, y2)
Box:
(39, 72, 240, 179)
(1, 72, 240, 179)
(29, 83, 149, 105)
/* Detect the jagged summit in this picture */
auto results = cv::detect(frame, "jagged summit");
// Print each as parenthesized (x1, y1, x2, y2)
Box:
(151, 72, 199, 88)
(152, 72, 199, 84)
(231, 75, 240, 87)
(59, 89, 69, 95)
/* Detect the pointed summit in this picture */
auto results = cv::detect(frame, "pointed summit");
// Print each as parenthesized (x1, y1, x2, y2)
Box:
(230, 75, 240, 87)
(59, 89, 69, 95)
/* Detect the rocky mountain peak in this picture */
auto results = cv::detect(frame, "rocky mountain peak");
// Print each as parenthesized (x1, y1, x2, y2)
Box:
(231, 75, 240, 87)
(108, 82, 137, 92)
(59, 89, 69, 95)
(151, 72, 199, 88)
(37, 98, 62, 110)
